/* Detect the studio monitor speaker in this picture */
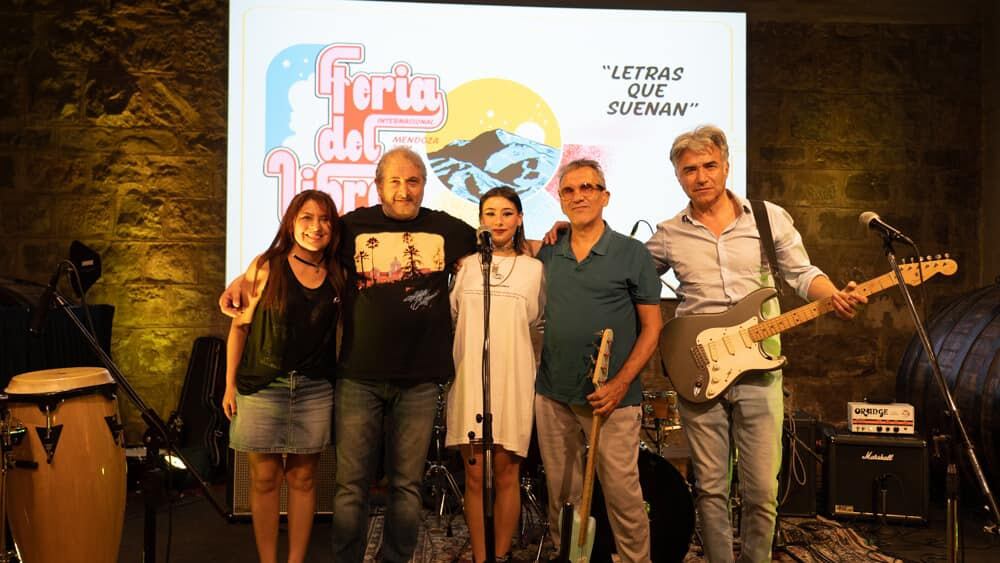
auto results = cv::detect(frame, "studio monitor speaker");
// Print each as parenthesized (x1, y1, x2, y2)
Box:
(227, 446, 336, 519)
(826, 433, 927, 523)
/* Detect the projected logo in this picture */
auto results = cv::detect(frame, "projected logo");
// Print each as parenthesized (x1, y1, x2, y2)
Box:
(426, 79, 561, 202)
(263, 43, 448, 217)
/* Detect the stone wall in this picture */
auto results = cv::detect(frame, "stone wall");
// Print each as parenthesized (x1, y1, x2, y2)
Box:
(0, 2, 986, 437)
(745, 21, 981, 421)
(0, 1, 230, 440)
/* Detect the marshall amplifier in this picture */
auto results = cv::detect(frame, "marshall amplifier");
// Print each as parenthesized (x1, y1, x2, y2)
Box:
(826, 433, 927, 522)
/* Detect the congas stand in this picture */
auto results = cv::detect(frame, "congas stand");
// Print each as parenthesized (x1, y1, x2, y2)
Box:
(37, 289, 230, 563)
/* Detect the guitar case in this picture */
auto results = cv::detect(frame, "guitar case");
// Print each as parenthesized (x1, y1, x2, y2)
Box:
(166, 336, 228, 482)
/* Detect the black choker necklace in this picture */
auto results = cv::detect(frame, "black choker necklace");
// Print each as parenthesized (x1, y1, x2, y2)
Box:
(292, 254, 321, 269)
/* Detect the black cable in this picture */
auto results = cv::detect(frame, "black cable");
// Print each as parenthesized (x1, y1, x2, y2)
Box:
(778, 415, 808, 509)
(637, 219, 655, 237)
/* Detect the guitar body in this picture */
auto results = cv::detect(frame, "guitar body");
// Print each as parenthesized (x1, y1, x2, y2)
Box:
(568, 509, 596, 562)
(661, 287, 786, 403)
(553, 502, 596, 563)
(660, 258, 958, 405)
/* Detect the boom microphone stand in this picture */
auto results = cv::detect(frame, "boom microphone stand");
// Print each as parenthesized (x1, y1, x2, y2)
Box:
(469, 230, 498, 563)
(38, 266, 229, 563)
(872, 225, 999, 562)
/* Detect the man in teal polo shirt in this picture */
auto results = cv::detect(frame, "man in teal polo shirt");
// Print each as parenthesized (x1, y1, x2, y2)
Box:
(534, 158, 662, 563)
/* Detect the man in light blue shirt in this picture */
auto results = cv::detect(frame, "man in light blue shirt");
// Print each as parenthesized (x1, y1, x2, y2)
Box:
(646, 125, 866, 563)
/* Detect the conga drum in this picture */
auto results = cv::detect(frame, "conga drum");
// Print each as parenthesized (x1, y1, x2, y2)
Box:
(4, 367, 126, 563)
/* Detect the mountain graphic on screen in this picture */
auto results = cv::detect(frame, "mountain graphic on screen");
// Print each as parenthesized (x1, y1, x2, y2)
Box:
(428, 129, 560, 202)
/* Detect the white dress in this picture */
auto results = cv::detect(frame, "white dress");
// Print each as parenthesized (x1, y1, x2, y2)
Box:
(446, 253, 545, 457)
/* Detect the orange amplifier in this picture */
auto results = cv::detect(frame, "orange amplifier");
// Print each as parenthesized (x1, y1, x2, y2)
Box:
(847, 402, 915, 434)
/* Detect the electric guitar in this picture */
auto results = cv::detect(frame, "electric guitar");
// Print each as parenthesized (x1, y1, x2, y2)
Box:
(661, 257, 958, 404)
(553, 328, 613, 563)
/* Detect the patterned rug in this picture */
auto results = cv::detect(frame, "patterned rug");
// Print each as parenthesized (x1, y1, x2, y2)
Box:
(362, 509, 902, 563)
(771, 516, 902, 563)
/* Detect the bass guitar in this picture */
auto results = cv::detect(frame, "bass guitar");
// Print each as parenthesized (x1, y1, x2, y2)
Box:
(661, 257, 957, 404)
(552, 328, 614, 563)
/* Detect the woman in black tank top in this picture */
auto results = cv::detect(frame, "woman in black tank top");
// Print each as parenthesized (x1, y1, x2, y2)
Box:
(222, 190, 344, 563)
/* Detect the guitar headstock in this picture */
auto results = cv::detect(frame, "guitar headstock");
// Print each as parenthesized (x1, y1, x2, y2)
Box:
(897, 254, 958, 286)
(591, 328, 614, 387)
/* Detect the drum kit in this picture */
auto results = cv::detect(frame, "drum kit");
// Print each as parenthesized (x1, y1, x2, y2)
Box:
(1, 367, 126, 563)
(640, 390, 682, 457)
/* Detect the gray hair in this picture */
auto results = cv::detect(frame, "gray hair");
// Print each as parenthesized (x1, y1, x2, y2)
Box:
(374, 146, 427, 185)
(557, 158, 606, 187)
(669, 125, 730, 168)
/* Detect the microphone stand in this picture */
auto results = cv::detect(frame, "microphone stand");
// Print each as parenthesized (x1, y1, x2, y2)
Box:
(45, 287, 229, 563)
(473, 240, 498, 563)
(877, 235, 999, 562)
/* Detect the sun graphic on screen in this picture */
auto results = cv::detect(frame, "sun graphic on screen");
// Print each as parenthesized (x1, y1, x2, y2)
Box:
(426, 78, 561, 152)
(425, 79, 562, 204)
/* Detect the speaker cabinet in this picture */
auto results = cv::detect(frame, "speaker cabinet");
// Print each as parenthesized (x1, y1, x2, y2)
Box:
(778, 415, 819, 517)
(826, 433, 927, 523)
(227, 446, 336, 519)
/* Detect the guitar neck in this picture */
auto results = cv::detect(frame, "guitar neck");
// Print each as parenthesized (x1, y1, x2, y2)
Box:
(577, 414, 603, 546)
(749, 270, 900, 342)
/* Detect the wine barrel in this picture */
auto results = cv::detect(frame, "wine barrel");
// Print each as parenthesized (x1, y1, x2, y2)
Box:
(896, 282, 1000, 491)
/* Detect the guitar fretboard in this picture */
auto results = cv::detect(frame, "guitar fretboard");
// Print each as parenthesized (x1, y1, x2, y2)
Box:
(747, 262, 946, 342)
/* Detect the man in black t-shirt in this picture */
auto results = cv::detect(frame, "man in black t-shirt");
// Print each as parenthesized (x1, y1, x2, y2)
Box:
(331, 147, 475, 561)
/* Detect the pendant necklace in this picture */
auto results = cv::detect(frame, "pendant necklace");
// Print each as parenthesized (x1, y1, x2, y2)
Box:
(489, 255, 517, 286)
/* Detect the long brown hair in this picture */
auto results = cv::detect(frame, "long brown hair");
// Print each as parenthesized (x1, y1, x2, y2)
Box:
(255, 190, 345, 311)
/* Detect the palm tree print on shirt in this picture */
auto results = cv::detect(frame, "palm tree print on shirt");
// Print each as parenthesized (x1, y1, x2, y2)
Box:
(353, 231, 445, 289)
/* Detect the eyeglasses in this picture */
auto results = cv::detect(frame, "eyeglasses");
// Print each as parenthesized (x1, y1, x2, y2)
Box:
(558, 182, 605, 201)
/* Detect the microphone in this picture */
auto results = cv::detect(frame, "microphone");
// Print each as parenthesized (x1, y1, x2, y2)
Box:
(29, 263, 64, 336)
(476, 226, 493, 250)
(476, 226, 493, 267)
(859, 212, 915, 246)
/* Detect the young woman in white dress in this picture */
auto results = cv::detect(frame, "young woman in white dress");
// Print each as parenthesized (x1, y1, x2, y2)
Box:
(447, 186, 545, 563)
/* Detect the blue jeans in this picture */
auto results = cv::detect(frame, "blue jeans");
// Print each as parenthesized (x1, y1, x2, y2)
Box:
(230, 373, 333, 454)
(678, 371, 783, 563)
(331, 378, 439, 562)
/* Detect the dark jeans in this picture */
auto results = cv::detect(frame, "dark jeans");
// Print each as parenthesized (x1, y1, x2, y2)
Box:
(331, 378, 439, 562)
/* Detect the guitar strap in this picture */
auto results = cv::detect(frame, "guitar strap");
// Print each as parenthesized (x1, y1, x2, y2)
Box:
(749, 199, 788, 297)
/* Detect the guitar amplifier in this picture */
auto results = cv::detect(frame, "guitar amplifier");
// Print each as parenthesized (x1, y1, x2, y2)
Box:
(826, 433, 927, 522)
(778, 414, 822, 517)
(847, 401, 915, 434)
(227, 445, 336, 519)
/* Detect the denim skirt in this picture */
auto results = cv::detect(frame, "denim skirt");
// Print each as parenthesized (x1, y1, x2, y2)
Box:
(229, 372, 333, 454)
